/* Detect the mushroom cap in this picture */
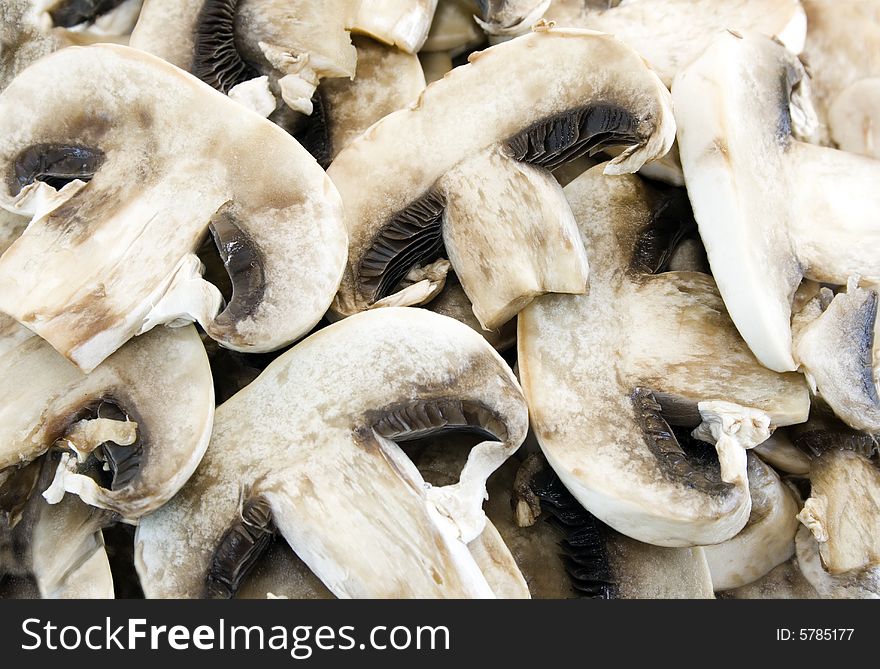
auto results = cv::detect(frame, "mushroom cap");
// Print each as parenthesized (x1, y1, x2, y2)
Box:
(0, 325, 213, 520)
(136, 308, 528, 598)
(796, 525, 880, 599)
(328, 27, 675, 325)
(0, 44, 347, 371)
(702, 453, 800, 590)
(674, 30, 880, 427)
(518, 166, 809, 547)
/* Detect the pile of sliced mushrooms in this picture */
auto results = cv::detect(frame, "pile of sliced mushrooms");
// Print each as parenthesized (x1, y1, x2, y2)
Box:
(0, 0, 878, 600)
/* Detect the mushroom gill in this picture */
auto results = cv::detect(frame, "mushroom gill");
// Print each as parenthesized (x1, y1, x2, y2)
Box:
(517, 165, 809, 546)
(329, 27, 675, 330)
(135, 308, 528, 598)
(0, 44, 347, 372)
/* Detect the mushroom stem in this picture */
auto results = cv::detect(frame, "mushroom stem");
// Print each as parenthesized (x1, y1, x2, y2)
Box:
(350, 0, 438, 53)
(56, 417, 138, 464)
(440, 146, 588, 330)
(692, 401, 772, 488)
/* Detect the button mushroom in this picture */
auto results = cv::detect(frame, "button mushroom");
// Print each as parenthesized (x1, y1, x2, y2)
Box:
(673, 30, 880, 431)
(0, 325, 213, 521)
(501, 454, 714, 598)
(295, 35, 426, 168)
(518, 165, 809, 546)
(5, 453, 115, 599)
(350, 0, 438, 53)
(702, 453, 800, 591)
(136, 308, 528, 598)
(800, 0, 880, 158)
(130, 0, 356, 115)
(328, 26, 675, 331)
(0, 44, 347, 372)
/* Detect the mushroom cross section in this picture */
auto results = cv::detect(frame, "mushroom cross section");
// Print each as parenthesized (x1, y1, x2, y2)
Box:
(517, 166, 810, 547)
(673, 31, 880, 430)
(328, 27, 675, 331)
(0, 44, 347, 372)
(0, 325, 214, 521)
(135, 308, 528, 598)
(130, 0, 356, 115)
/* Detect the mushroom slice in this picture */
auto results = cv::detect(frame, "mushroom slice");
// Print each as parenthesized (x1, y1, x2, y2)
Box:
(796, 525, 880, 599)
(792, 280, 880, 431)
(296, 35, 426, 168)
(45, 0, 143, 35)
(827, 78, 880, 159)
(475, 0, 551, 37)
(720, 558, 818, 599)
(752, 429, 811, 476)
(427, 275, 517, 351)
(136, 308, 528, 599)
(498, 455, 714, 598)
(797, 444, 880, 575)
(350, 0, 438, 53)
(510, 0, 807, 86)
(329, 27, 675, 326)
(423, 0, 484, 54)
(0, 44, 347, 372)
(702, 453, 800, 591)
(14, 456, 115, 599)
(801, 0, 880, 156)
(518, 166, 810, 546)
(130, 0, 356, 115)
(674, 31, 880, 429)
(0, 325, 213, 520)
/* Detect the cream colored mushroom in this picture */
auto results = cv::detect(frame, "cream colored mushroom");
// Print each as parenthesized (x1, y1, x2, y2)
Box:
(801, 0, 880, 158)
(295, 35, 426, 168)
(136, 308, 528, 598)
(350, 0, 438, 53)
(0, 325, 213, 521)
(720, 558, 818, 599)
(702, 453, 800, 590)
(0, 45, 347, 372)
(518, 166, 809, 547)
(329, 27, 675, 331)
(674, 31, 880, 431)
(130, 0, 356, 116)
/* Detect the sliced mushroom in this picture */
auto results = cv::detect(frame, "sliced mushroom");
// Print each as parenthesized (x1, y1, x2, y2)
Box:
(753, 429, 811, 476)
(702, 453, 800, 591)
(7, 454, 115, 599)
(423, 0, 484, 55)
(296, 35, 426, 168)
(44, 0, 143, 35)
(0, 44, 347, 372)
(490, 0, 807, 85)
(130, 0, 356, 115)
(427, 275, 517, 351)
(674, 30, 880, 430)
(329, 27, 675, 330)
(419, 50, 454, 84)
(136, 308, 528, 599)
(518, 166, 809, 547)
(796, 525, 880, 599)
(801, 0, 880, 157)
(350, 0, 438, 53)
(797, 445, 880, 575)
(720, 558, 818, 599)
(498, 455, 714, 598)
(0, 324, 213, 521)
(475, 0, 551, 37)
(0, 209, 31, 356)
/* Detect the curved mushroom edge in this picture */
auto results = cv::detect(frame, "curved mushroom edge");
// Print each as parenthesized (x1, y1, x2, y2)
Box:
(357, 103, 641, 306)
